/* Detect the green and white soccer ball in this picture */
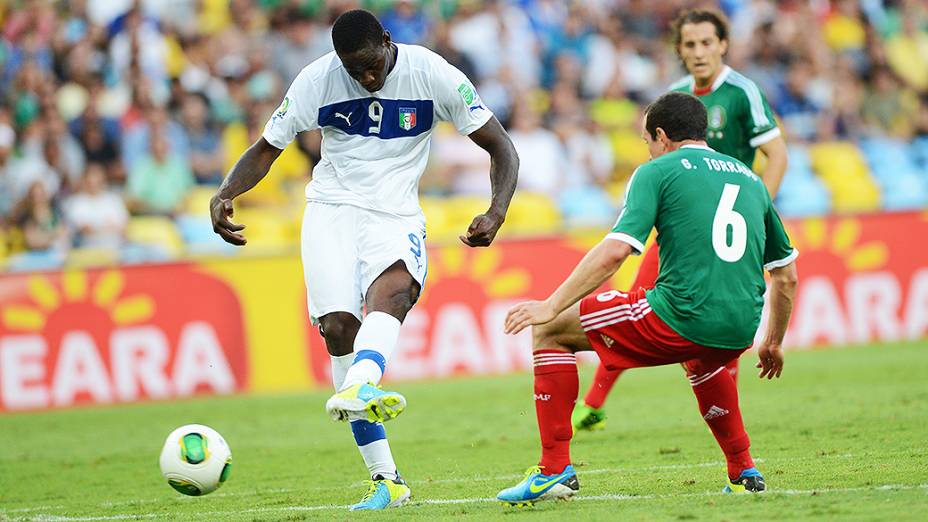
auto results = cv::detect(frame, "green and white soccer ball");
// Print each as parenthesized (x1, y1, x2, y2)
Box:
(159, 424, 232, 496)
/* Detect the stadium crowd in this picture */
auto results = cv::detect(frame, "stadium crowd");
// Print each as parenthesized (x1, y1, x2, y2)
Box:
(0, 0, 926, 270)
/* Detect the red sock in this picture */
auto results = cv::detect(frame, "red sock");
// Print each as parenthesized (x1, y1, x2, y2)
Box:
(633, 243, 660, 290)
(533, 350, 578, 475)
(726, 358, 739, 384)
(583, 363, 624, 409)
(689, 366, 753, 480)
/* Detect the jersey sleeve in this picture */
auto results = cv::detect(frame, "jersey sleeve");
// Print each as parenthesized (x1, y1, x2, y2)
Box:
(762, 202, 798, 270)
(606, 164, 661, 254)
(262, 69, 319, 150)
(738, 80, 780, 148)
(431, 56, 493, 135)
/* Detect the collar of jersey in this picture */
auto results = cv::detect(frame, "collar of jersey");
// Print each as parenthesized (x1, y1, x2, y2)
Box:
(691, 65, 731, 95)
(681, 144, 714, 151)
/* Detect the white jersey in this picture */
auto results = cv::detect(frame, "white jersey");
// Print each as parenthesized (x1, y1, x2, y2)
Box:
(263, 43, 493, 217)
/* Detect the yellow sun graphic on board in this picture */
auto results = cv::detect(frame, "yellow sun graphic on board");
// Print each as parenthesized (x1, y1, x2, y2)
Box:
(1, 270, 155, 332)
(788, 217, 888, 272)
(565, 230, 657, 290)
(424, 246, 531, 300)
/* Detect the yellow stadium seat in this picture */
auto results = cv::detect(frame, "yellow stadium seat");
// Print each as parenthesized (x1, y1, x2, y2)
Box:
(504, 192, 563, 237)
(420, 196, 457, 243)
(126, 216, 185, 258)
(808, 142, 880, 213)
(65, 247, 119, 268)
(184, 186, 218, 216)
(233, 209, 295, 252)
(610, 129, 650, 175)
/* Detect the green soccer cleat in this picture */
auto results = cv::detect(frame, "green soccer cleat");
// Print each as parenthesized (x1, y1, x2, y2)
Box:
(723, 467, 766, 493)
(349, 476, 411, 511)
(571, 403, 607, 432)
(325, 383, 406, 423)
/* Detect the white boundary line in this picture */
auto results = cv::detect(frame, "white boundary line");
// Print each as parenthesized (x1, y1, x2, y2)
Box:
(13, 483, 928, 521)
(2, 453, 862, 515)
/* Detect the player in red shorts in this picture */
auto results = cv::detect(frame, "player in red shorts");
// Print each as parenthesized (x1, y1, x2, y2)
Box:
(495, 92, 798, 506)
(574, 8, 789, 432)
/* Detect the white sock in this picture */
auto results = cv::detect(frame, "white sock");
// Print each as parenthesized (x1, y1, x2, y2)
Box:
(356, 436, 397, 480)
(340, 311, 401, 390)
(330, 354, 354, 391)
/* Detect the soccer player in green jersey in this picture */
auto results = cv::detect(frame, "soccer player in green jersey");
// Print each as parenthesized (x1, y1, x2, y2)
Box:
(495, 92, 798, 505)
(574, 8, 790, 432)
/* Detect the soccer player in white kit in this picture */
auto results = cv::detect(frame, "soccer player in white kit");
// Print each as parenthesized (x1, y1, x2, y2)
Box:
(209, 10, 519, 511)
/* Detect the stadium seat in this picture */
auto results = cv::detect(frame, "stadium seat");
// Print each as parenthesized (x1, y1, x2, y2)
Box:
(125, 216, 186, 259)
(176, 214, 238, 256)
(420, 196, 457, 243)
(230, 208, 296, 252)
(857, 138, 928, 211)
(184, 186, 219, 217)
(911, 137, 928, 176)
(66, 247, 119, 268)
(557, 185, 616, 226)
(5, 250, 66, 272)
(502, 192, 563, 237)
(775, 145, 832, 217)
(809, 142, 881, 213)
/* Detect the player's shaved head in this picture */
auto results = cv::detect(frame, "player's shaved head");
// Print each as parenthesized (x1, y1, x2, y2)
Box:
(332, 10, 395, 92)
(332, 9, 386, 55)
(644, 92, 707, 142)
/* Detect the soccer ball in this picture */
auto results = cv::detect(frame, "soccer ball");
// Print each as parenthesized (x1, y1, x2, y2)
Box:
(159, 424, 232, 496)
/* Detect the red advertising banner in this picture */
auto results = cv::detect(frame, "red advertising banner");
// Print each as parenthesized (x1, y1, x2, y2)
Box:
(1, 211, 926, 411)
(308, 211, 928, 385)
(0, 265, 248, 411)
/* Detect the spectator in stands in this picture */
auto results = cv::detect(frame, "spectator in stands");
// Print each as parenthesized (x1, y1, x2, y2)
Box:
(73, 106, 123, 185)
(862, 66, 919, 137)
(508, 100, 569, 197)
(267, 8, 331, 85)
(121, 105, 188, 171)
(381, 0, 430, 45)
(13, 180, 68, 253)
(180, 92, 224, 185)
(65, 163, 128, 250)
(127, 129, 194, 216)
(885, 12, 928, 94)
(0, 119, 15, 219)
(776, 58, 823, 142)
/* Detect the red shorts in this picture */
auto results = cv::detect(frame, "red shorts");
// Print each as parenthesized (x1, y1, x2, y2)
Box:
(579, 287, 748, 380)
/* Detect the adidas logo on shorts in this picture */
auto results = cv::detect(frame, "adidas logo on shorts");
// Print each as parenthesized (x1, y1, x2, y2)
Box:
(600, 334, 615, 348)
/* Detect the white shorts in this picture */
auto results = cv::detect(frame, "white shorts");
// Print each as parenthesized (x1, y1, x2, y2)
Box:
(301, 201, 428, 324)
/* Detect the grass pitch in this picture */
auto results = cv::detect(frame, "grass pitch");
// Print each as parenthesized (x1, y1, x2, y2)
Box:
(2, 341, 927, 521)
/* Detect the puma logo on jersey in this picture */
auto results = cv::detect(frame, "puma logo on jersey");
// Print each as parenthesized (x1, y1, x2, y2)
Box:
(335, 112, 352, 125)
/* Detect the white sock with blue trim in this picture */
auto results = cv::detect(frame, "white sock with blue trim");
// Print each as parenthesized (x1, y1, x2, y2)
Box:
(340, 311, 401, 390)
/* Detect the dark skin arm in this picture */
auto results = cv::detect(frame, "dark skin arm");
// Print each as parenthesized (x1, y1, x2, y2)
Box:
(461, 115, 519, 247)
(210, 137, 283, 245)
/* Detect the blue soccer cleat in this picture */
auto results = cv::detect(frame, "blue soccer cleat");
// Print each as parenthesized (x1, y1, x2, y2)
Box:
(349, 475, 411, 511)
(497, 465, 580, 507)
(723, 467, 766, 493)
(325, 383, 406, 423)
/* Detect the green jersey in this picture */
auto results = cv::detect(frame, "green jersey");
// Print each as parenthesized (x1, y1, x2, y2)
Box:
(671, 66, 780, 167)
(610, 145, 796, 349)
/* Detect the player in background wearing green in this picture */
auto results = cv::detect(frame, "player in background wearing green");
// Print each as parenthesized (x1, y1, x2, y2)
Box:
(496, 92, 798, 505)
(573, 8, 790, 432)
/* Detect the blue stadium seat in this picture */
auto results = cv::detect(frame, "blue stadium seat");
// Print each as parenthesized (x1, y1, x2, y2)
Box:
(557, 185, 616, 227)
(176, 214, 238, 255)
(775, 145, 832, 217)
